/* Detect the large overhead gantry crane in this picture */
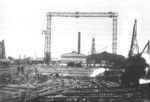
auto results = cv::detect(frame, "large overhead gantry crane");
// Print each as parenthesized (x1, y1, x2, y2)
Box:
(43, 11, 118, 64)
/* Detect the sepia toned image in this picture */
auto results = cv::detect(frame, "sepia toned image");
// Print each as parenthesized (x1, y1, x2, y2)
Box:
(0, 0, 150, 102)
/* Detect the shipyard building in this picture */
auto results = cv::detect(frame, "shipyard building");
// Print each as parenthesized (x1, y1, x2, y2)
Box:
(87, 51, 125, 68)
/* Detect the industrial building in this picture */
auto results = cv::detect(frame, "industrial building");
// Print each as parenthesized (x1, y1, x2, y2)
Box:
(61, 51, 87, 66)
(87, 51, 125, 68)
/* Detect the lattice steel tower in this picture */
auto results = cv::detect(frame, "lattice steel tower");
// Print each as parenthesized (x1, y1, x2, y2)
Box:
(42, 15, 51, 64)
(128, 19, 139, 57)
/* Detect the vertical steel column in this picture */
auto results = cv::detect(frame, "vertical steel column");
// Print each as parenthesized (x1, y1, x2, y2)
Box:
(112, 17, 117, 54)
(46, 14, 51, 64)
(78, 32, 81, 54)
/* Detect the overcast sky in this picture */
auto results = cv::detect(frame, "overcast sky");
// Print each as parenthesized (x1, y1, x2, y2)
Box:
(0, 0, 150, 59)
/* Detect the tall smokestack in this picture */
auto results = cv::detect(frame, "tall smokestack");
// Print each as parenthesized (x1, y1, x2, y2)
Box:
(78, 32, 81, 54)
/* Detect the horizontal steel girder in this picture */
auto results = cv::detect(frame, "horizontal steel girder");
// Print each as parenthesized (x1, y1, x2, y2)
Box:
(47, 12, 118, 18)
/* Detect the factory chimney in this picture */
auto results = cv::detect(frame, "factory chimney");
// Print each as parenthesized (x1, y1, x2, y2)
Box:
(78, 32, 81, 54)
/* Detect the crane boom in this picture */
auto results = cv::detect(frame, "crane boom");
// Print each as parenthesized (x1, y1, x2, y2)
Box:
(128, 19, 139, 57)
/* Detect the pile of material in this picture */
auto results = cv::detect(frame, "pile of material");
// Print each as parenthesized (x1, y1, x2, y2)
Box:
(0, 84, 35, 102)
(0, 66, 59, 102)
(25, 78, 139, 102)
(0, 66, 147, 102)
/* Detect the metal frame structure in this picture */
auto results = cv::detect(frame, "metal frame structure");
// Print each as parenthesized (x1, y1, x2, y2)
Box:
(45, 11, 118, 64)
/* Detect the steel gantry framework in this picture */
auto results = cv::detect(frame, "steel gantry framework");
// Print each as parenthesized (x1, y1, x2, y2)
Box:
(44, 11, 118, 64)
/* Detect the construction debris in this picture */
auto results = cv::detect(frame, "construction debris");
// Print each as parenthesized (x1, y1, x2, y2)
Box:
(0, 71, 144, 102)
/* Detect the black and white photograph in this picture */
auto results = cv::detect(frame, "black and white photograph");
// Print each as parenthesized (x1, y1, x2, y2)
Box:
(0, 0, 150, 102)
